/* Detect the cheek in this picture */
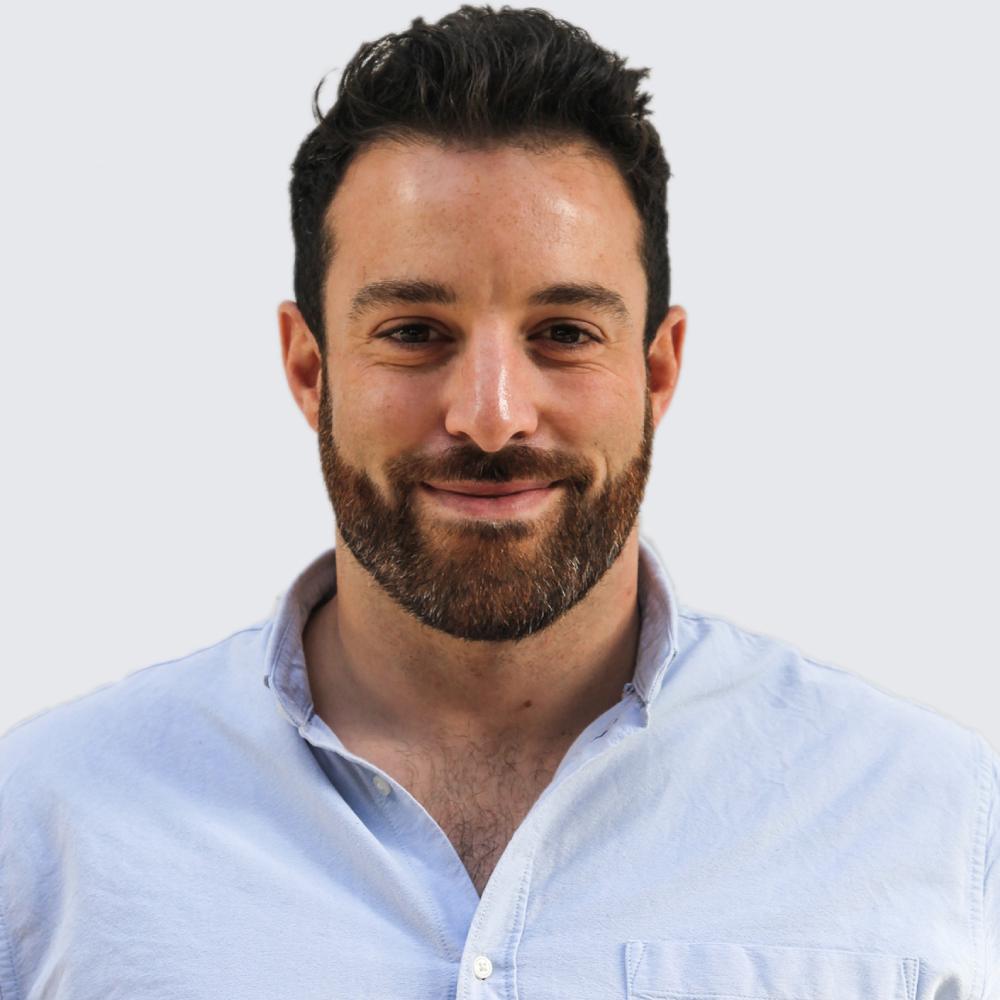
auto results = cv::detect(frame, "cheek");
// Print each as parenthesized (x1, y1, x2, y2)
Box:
(547, 367, 648, 471)
(328, 362, 442, 466)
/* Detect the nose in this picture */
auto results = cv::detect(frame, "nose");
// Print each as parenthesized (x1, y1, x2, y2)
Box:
(443, 322, 539, 452)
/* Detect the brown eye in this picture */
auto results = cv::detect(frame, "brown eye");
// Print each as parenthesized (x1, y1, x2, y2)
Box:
(548, 325, 585, 344)
(395, 325, 432, 343)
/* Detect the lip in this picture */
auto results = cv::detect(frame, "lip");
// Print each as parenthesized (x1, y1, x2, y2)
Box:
(420, 479, 561, 518)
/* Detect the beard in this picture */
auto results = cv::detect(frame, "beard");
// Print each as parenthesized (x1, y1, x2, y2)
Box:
(318, 379, 653, 642)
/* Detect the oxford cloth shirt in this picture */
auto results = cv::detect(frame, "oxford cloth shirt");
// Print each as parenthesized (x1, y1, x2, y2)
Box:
(1, 542, 998, 999)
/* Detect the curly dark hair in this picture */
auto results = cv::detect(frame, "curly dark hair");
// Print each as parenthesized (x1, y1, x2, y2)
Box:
(290, 5, 670, 349)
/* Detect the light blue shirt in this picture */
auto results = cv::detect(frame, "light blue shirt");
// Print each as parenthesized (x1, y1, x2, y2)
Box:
(1, 542, 998, 999)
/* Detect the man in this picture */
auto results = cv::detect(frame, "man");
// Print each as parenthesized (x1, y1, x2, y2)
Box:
(0, 6, 997, 998)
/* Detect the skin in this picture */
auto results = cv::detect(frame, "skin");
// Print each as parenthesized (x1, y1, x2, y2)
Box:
(279, 139, 686, 894)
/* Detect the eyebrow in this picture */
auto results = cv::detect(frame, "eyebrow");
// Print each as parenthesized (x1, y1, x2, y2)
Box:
(348, 279, 458, 321)
(346, 277, 631, 324)
(527, 282, 631, 323)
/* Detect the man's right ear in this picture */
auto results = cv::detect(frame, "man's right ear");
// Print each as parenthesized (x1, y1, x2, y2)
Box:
(278, 301, 323, 432)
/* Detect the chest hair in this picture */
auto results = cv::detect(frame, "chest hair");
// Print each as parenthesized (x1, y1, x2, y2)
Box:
(392, 727, 562, 896)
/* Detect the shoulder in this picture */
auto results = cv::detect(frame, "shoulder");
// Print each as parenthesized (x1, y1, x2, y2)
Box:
(0, 622, 275, 798)
(670, 606, 992, 798)
(656, 609, 1000, 987)
(0, 620, 308, 999)
(676, 605, 979, 732)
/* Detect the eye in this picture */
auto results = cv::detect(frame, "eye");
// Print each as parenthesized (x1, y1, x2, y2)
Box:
(535, 323, 597, 347)
(381, 323, 444, 345)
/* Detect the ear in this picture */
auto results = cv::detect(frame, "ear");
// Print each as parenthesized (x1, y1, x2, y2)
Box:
(646, 305, 686, 431)
(279, 301, 323, 432)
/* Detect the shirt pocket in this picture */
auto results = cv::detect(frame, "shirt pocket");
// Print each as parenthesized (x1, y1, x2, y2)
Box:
(625, 941, 918, 1000)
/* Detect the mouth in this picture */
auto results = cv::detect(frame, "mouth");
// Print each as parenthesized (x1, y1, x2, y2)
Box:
(419, 479, 562, 518)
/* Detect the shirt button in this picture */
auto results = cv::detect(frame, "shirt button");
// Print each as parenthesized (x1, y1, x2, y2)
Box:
(372, 774, 391, 797)
(473, 955, 492, 980)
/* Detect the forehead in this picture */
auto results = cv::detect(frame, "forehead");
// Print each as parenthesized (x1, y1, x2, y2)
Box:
(324, 139, 644, 302)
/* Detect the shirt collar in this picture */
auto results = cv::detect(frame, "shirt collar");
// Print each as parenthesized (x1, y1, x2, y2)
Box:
(632, 537, 681, 705)
(264, 549, 336, 731)
(264, 538, 679, 730)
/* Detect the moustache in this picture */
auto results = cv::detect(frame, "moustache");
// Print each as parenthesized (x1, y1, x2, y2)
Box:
(384, 443, 595, 492)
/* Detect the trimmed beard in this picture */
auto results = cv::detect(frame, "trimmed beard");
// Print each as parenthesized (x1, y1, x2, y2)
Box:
(318, 377, 652, 642)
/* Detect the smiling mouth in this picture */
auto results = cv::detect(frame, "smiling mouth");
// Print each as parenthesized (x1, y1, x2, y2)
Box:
(423, 479, 558, 497)
(419, 479, 561, 517)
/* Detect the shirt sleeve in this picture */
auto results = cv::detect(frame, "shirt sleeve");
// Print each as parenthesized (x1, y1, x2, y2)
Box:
(981, 740, 1000, 1000)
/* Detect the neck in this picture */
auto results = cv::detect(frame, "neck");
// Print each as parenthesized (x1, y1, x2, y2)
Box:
(304, 529, 642, 755)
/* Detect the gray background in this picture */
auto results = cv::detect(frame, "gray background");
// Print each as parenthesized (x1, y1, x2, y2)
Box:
(1, 1, 997, 745)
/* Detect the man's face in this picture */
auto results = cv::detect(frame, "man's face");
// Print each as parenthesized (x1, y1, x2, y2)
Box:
(314, 139, 674, 641)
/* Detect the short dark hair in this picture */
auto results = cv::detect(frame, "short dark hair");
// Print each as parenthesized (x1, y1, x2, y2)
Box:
(290, 5, 670, 349)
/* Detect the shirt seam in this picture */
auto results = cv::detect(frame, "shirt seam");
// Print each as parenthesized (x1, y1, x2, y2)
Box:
(628, 940, 646, 993)
(504, 828, 539, 1000)
(903, 957, 917, 1000)
(371, 784, 457, 964)
(458, 822, 538, 998)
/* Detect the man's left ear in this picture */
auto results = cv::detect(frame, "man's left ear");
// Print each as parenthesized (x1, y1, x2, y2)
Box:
(646, 305, 686, 430)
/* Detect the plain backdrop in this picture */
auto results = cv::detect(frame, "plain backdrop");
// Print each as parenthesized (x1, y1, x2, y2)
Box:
(1, 1, 997, 746)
